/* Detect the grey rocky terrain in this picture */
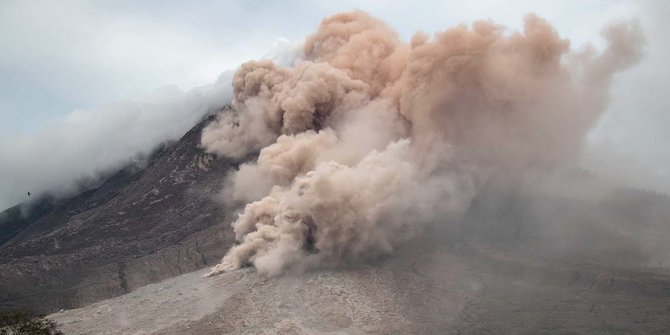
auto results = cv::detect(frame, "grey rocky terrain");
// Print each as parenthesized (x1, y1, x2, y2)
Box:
(2, 113, 669, 333)
(50, 228, 670, 334)
(0, 113, 236, 313)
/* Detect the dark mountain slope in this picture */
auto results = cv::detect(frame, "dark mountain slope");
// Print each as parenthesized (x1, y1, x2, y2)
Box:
(1, 109, 669, 334)
(0, 114, 237, 313)
(0, 197, 58, 248)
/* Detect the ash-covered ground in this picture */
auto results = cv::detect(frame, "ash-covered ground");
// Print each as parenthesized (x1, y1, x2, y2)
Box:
(51, 225, 670, 334)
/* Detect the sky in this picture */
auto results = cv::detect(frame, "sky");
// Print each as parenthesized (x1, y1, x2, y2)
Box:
(0, 0, 668, 210)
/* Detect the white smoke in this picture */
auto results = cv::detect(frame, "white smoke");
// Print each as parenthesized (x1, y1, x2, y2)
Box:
(0, 75, 232, 209)
(0, 39, 304, 211)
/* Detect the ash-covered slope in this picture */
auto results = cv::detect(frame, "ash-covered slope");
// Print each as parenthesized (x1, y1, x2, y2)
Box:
(46, 170, 670, 335)
(0, 113, 237, 313)
(1, 108, 668, 333)
(50, 220, 670, 335)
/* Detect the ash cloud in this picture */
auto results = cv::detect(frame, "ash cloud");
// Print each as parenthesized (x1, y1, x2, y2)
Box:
(203, 11, 643, 276)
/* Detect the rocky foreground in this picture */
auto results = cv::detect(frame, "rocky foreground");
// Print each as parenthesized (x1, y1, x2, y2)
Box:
(50, 231, 670, 334)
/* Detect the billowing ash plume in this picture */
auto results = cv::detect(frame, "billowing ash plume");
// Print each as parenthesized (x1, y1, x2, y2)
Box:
(202, 11, 643, 276)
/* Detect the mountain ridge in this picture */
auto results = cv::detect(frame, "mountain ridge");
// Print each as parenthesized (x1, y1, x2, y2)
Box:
(1, 109, 669, 334)
(0, 112, 237, 313)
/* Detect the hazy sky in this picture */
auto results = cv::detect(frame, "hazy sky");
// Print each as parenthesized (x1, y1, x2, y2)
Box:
(0, 0, 668, 209)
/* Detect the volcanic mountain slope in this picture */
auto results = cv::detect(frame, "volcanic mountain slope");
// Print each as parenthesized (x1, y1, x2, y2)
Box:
(1, 108, 669, 333)
(50, 221, 670, 335)
(49, 178, 670, 335)
(0, 113, 237, 313)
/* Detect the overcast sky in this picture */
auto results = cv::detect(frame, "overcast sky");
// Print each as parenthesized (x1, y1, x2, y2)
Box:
(0, 0, 668, 209)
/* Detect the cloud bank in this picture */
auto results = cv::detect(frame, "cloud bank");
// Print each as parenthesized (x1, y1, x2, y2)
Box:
(0, 34, 305, 211)
(0, 75, 232, 210)
(202, 11, 643, 276)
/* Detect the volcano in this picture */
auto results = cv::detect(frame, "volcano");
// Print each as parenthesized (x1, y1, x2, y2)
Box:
(0, 112, 667, 333)
(1, 10, 669, 334)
